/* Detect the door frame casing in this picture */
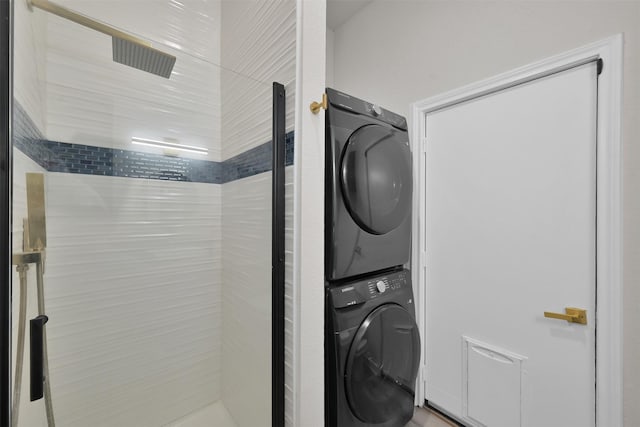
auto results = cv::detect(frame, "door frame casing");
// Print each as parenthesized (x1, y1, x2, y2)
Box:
(411, 35, 623, 426)
(293, 0, 326, 425)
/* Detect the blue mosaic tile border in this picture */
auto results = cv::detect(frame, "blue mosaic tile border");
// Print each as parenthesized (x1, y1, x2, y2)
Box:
(221, 131, 294, 182)
(13, 101, 294, 184)
(13, 102, 46, 158)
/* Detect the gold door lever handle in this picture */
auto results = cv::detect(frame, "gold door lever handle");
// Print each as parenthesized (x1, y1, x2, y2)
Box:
(543, 307, 587, 325)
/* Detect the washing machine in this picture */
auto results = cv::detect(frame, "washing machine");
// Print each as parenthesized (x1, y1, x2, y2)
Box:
(325, 269, 421, 427)
(325, 88, 413, 282)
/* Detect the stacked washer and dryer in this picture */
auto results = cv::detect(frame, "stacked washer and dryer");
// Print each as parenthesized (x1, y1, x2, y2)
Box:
(324, 88, 421, 427)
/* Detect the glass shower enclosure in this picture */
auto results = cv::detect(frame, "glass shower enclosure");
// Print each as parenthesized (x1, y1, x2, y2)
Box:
(1, 0, 295, 426)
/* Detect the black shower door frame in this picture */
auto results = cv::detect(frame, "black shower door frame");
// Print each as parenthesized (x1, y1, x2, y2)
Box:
(271, 82, 286, 427)
(1, 0, 12, 426)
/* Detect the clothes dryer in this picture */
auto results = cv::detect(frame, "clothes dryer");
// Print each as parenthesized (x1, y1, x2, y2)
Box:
(325, 88, 412, 282)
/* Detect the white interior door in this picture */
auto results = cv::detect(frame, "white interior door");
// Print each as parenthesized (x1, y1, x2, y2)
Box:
(424, 62, 598, 427)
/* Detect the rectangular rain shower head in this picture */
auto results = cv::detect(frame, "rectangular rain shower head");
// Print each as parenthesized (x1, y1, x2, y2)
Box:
(28, 0, 177, 79)
(112, 38, 176, 79)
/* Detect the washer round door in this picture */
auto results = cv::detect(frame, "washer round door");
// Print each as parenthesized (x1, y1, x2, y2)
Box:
(340, 124, 412, 235)
(345, 304, 421, 425)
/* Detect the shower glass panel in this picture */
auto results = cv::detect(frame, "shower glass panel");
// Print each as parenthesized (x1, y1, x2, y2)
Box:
(9, 0, 296, 426)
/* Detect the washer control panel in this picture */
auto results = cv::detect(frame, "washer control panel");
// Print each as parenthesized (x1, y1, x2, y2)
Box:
(366, 272, 407, 296)
(329, 269, 410, 309)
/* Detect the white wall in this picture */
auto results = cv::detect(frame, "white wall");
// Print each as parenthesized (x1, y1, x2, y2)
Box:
(331, 1, 640, 424)
(326, 28, 335, 88)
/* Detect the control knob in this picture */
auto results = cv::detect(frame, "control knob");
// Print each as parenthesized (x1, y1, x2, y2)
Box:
(371, 104, 382, 116)
(376, 280, 386, 293)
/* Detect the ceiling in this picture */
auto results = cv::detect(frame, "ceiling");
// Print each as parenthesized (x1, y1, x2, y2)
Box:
(327, 0, 373, 30)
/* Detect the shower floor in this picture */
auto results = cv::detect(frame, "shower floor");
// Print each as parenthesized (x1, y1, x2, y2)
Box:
(166, 401, 453, 427)
(166, 401, 237, 427)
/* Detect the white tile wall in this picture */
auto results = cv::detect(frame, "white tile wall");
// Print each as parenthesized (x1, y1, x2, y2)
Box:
(220, 0, 296, 160)
(283, 166, 295, 427)
(221, 172, 272, 427)
(220, 69, 273, 160)
(53, 0, 222, 64)
(12, 6, 48, 424)
(41, 174, 222, 427)
(13, 0, 47, 132)
(218, 166, 294, 427)
(220, 1, 296, 425)
(39, 1, 222, 160)
(11, 151, 48, 427)
(217, 165, 294, 427)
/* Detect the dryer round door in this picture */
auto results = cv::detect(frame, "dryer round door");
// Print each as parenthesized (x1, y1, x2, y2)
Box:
(345, 304, 421, 425)
(340, 124, 412, 235)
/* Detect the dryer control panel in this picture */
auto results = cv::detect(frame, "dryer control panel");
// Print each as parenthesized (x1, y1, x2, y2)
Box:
(326, 87, 408, 131)
(329, 269, 411, 309)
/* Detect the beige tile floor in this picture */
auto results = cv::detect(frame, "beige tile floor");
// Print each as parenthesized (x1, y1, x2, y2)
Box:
(409, 406, 458, 427)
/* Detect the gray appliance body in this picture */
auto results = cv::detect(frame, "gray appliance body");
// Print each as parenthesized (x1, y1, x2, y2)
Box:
(325, 88, 413, 282)
(325, 269, 421, 427)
